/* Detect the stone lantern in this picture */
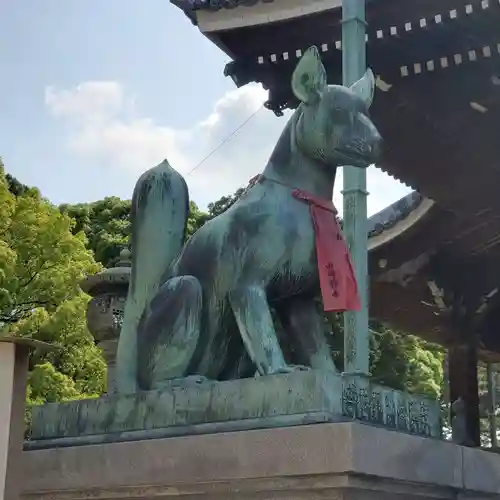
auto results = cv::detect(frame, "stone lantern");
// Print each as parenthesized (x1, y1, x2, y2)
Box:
(80, 249, 131, 394)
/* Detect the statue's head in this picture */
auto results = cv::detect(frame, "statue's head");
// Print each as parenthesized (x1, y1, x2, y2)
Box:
(291, 46, 382, 169)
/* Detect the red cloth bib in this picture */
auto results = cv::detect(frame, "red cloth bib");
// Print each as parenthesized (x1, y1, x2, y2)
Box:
(292, 189, 361, 312)
(248, 174, 361, 312)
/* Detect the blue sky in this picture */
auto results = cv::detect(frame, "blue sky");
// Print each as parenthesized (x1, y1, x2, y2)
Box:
(1, 0, 409, 211)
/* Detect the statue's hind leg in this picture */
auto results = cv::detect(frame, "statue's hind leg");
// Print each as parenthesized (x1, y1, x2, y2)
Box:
(137, 275, 203, 390)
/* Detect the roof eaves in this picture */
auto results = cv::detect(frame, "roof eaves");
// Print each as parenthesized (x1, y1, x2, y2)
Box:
(367, 191, 424, 238)
(170, 0, 274, 12)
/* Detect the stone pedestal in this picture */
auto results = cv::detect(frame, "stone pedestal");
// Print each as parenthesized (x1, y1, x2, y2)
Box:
(27, 371, 440, 448)
(21, 422, 500, 499)
(0, 338, 48, 500)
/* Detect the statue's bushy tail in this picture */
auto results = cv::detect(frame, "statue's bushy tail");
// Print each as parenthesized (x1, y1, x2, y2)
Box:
(116, 159, 189, 393)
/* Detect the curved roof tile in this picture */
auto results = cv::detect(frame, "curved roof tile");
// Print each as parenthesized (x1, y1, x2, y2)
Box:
(367, 191, 424, 238)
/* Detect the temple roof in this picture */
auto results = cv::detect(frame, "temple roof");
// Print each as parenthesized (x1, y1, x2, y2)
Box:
(367, 192, 500, 361)
(367, 191, 423, 239)
(171, 0, 274, 12)
(177, 0, 500, 219)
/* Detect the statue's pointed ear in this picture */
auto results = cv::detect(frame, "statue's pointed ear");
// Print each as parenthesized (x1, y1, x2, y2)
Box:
(291, 46, 327, 105)
(349, 69, 375, 108)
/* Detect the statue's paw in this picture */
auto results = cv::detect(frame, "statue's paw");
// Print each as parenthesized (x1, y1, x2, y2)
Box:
(273, 365, 311, 374)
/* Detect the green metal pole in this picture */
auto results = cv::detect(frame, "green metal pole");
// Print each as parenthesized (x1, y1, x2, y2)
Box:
(342, 0, 370, 375)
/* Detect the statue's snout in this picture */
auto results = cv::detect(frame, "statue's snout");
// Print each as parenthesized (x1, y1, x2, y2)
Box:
(360, 114, 382, 164)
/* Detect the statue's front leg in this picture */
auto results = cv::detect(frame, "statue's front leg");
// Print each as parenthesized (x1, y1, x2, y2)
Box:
(229, 286, 303, 376)
(277, 298, 339, 373)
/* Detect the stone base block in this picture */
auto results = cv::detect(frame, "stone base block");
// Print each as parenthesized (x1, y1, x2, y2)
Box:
(21, 422, 500, 499)
(28, 370, 440, 448)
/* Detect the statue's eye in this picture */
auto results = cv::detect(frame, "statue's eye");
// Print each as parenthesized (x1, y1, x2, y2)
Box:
(333, 108, 352, 123)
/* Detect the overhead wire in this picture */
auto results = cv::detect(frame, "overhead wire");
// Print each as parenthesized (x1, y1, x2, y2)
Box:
(185, 104, 264, 177)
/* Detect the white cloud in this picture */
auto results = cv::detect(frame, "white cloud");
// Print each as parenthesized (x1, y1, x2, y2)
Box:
(45, 82, 125, 124)
(44, 81, 410, 213)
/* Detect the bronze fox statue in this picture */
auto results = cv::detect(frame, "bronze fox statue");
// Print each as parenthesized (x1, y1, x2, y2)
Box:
(116, 46, 382, 392)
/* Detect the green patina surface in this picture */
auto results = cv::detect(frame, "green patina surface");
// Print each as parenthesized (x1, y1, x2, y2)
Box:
(29, 371, 440, 447)
(115, 47, 381, 394)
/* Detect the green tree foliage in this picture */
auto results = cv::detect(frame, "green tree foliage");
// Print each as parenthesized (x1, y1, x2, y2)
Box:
(0, 162, 105, 405)
(5, 172, 29, 197)
(61, 198, 211, 267)
(324, 313, 444, 398)
(207, 187, 245, 218)
(60, 197, 132, 268)
(370, 326, 444, 398)
(12, 297, 106, 402)
(187, 201, 210, 238)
